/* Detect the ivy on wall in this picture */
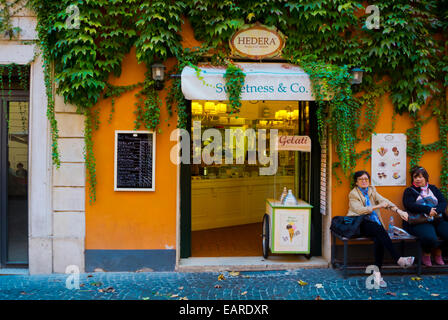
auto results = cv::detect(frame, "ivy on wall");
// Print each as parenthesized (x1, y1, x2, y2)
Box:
(0, 0, 25, 39)
(6, 0, 444, 200)
(0, 63, 30, 130)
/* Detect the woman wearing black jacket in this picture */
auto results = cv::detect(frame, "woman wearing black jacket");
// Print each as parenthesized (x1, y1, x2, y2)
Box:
(402, 167, 448, 266)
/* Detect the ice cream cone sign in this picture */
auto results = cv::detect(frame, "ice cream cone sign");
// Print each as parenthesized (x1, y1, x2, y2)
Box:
(286, 223, 295, 242)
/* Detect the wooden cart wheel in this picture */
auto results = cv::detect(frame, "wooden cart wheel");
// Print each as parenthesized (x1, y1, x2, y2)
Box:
(262, 214, 270, 259)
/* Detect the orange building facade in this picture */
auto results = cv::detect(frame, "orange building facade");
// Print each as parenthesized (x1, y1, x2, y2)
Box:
(83, 21, 446, 272)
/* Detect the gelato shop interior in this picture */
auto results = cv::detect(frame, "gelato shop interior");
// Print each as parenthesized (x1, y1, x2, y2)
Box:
(186, 100, 320, 257)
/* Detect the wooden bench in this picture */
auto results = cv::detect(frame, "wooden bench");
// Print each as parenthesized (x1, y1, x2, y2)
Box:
(331, 231, 423, 278)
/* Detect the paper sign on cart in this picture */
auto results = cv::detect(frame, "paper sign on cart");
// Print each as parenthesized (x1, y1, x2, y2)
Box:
(273, 209, 310, 252)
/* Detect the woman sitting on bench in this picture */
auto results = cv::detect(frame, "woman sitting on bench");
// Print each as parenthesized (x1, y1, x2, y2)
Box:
(402, 166, 448, 267)
(348, 170, 414, 287)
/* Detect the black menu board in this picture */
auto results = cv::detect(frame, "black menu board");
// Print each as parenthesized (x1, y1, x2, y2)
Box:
(115, 132, 155, 191)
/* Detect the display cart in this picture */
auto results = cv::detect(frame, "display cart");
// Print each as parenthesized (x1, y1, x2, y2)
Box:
(262, 198, 313, 259)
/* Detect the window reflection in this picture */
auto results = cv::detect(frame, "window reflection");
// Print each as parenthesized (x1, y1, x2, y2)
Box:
(7, 101, 29, 263)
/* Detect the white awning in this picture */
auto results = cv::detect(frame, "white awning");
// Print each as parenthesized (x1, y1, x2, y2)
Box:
(181, 63, 314, 101)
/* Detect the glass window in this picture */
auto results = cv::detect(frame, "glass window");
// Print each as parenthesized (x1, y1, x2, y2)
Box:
(190, 100, 310, 231)
(5, 100, 29, 264)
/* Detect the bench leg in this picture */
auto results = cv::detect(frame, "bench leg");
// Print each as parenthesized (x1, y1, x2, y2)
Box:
(417, 240, 422, 276)
(343, 240, 348, 279)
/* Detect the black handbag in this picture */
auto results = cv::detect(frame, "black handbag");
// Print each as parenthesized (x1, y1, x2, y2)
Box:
(407, 212, 443, 225)
(330, 215, 365, 239)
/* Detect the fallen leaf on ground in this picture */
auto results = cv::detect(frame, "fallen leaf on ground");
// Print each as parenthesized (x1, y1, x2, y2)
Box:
(179, 297, 188, 300)
(241, 291, 247, 296)
(87, 275, 93, 278)
(411, 277, 422, 281)
(298, 280, 308, 286)
(229, 271, 240, 277)
(315, 295, 323, 300)
(214, 285, 222, 289)
(418, 285, 424, 288)
(100, 287, 115, 293)
(431, 293, 440, 297)
(218, 274, 225, 281)
(315, 284, 324, 289)
(178, 286, 184, 290)
(90, 281, 103, 287)
(386, 292, 397, 296)
(136, 268, 154, 273)
(170, 294, 179, 298)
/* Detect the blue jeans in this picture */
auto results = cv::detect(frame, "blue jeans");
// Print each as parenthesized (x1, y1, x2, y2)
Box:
(404, 220, 448, 254)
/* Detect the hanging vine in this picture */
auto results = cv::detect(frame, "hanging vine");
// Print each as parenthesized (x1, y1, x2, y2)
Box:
(0, 0, 25, 39)
(0, 63, 30, 131)
(223, 63, 245, 116)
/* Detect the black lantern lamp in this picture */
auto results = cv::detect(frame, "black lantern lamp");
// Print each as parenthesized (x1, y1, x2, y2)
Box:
(152, 62, 166, 90)
(350, 67, 364, 85)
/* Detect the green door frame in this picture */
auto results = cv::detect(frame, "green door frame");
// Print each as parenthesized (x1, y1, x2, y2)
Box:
(180, 101, 192, 258)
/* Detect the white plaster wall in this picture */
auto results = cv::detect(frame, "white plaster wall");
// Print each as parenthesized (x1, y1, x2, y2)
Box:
(1, 3, 86, 274)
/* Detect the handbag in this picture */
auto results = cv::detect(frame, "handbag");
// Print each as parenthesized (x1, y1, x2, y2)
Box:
(330, 215, 365, 239)
(407, 213, 433, 225)
(407, 187, 443, 225)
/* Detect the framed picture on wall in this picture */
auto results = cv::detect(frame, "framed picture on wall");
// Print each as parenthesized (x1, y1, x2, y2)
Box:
(371, 133, 406, 186)
(114, 130, 156, 191)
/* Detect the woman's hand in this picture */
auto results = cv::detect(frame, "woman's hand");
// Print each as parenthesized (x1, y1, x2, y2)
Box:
(429, 208, 438, 217)
(397, 210, 408, 222)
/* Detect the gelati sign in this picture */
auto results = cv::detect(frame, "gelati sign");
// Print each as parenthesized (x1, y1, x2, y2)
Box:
(230, 23, 285, 59)
(277, 135, 311, 152)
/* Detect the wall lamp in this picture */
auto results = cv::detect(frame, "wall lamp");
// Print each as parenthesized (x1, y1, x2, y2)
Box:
(350, 67, 364, 85)
(152, 62, 166, 90)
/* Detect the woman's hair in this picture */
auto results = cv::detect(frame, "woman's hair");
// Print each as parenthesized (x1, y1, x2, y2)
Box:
(352, 170, 370, 188)
(410, 166, 429, 183)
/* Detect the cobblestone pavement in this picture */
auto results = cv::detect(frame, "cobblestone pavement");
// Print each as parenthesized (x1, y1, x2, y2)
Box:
(0, 268, 447, 300)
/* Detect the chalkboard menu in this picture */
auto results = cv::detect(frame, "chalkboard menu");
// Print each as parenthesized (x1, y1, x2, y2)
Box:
(114, 131, 155, 191)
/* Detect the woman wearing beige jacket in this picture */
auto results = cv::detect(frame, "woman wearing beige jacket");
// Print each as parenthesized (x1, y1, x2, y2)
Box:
(348, 171, 414, 287)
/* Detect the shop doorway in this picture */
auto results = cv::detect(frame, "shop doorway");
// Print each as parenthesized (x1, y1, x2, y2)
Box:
(0, 90, 29, 267)
(180, 100, 321, 258)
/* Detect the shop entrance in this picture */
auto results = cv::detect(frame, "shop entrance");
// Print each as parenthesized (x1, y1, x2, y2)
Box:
(180, 100, 321, 258)
(0, 90, 29, 267)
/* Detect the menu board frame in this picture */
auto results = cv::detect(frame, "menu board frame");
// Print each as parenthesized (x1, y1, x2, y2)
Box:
(114, 130, 156, 192)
